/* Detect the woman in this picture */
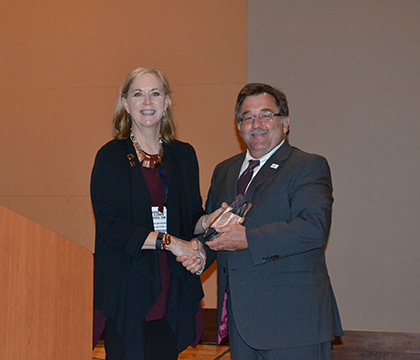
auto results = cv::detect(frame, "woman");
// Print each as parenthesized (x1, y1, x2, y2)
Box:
(91, 68, 216, 359)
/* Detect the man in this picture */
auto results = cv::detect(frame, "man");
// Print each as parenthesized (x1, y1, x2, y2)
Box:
(181, 83, 343, 359)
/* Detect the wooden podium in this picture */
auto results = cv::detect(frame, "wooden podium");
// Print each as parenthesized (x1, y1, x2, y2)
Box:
(0, 205, 93, 359)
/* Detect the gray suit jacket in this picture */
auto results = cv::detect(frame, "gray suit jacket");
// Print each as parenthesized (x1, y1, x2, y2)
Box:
(204, 140, 343, 350)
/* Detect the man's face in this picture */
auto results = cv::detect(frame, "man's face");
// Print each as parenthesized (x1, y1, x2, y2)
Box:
(238, 93, 290, 158)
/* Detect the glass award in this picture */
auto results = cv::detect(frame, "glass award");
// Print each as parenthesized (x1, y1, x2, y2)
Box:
(203, 195, 252, 241)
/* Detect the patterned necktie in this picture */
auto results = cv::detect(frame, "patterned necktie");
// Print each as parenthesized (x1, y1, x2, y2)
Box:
(237, 159, 260, 195)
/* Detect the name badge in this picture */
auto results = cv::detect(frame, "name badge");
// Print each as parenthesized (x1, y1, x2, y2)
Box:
(152, 206, 167, 233)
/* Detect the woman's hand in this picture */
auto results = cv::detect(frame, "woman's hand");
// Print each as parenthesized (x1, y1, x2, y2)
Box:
(172, 238, 206, 274)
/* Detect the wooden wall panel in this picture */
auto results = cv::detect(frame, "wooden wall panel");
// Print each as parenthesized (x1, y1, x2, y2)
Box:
(0, 205, 93, 359)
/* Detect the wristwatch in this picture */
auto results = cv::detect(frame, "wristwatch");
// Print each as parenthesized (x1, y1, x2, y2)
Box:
(156, 232, 165, 253)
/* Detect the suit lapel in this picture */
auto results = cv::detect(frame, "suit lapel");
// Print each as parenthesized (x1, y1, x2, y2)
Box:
(226, 153, 246, 202)
(246, 141, 293, 200)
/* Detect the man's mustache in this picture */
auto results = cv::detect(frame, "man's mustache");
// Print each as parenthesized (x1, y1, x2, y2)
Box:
(249, 129, 269, 136)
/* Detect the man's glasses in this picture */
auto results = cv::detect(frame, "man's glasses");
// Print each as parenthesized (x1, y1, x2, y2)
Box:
(240, 111, 283, 125)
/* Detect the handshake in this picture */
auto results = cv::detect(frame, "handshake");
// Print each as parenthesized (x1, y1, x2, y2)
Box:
(174, 196, 252, 275)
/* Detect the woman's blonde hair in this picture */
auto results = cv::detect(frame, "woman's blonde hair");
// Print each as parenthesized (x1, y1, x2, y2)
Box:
(112, 67, 176, 142)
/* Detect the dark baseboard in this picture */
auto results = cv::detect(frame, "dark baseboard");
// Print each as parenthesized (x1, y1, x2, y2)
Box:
(202, 309, 420, 358)
(332, 330, 420, 358)
(202, 308, 228, 345)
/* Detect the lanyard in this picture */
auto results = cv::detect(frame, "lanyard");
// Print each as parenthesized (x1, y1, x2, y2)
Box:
(159, 164, 168, 205)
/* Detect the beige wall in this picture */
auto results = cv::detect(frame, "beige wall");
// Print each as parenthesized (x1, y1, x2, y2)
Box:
(248, 0, 420, 332)
(0, 1, 247, 308)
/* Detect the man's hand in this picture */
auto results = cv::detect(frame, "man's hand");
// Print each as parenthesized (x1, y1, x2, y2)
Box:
(194, 202, 229, 235)
(175, 238, 206, 274)
(205, 224, 248, 252)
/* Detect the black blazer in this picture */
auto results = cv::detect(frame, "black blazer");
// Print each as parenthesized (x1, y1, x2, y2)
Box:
(204, 140, 343, 349)
(91, 138, 204, 351)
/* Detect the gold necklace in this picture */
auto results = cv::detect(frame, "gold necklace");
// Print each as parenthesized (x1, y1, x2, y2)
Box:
(130, 132, 164, 168)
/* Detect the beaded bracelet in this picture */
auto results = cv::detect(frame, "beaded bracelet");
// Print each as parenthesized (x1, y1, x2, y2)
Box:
(162, 233, 171, 251)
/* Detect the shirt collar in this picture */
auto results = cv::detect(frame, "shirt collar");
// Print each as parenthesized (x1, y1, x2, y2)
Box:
(245, 139, 286, 166)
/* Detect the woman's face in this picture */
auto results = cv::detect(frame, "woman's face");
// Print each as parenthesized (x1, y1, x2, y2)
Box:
(122, 73, 169, 132)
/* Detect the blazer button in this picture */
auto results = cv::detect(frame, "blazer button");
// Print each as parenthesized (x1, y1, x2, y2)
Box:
(223, 267, 226, 273)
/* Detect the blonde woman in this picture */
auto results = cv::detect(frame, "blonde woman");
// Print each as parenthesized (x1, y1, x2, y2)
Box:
(91, 68, 219, 360)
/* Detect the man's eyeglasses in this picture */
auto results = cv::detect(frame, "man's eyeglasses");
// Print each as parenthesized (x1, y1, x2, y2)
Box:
(240, 111, 283, 125)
